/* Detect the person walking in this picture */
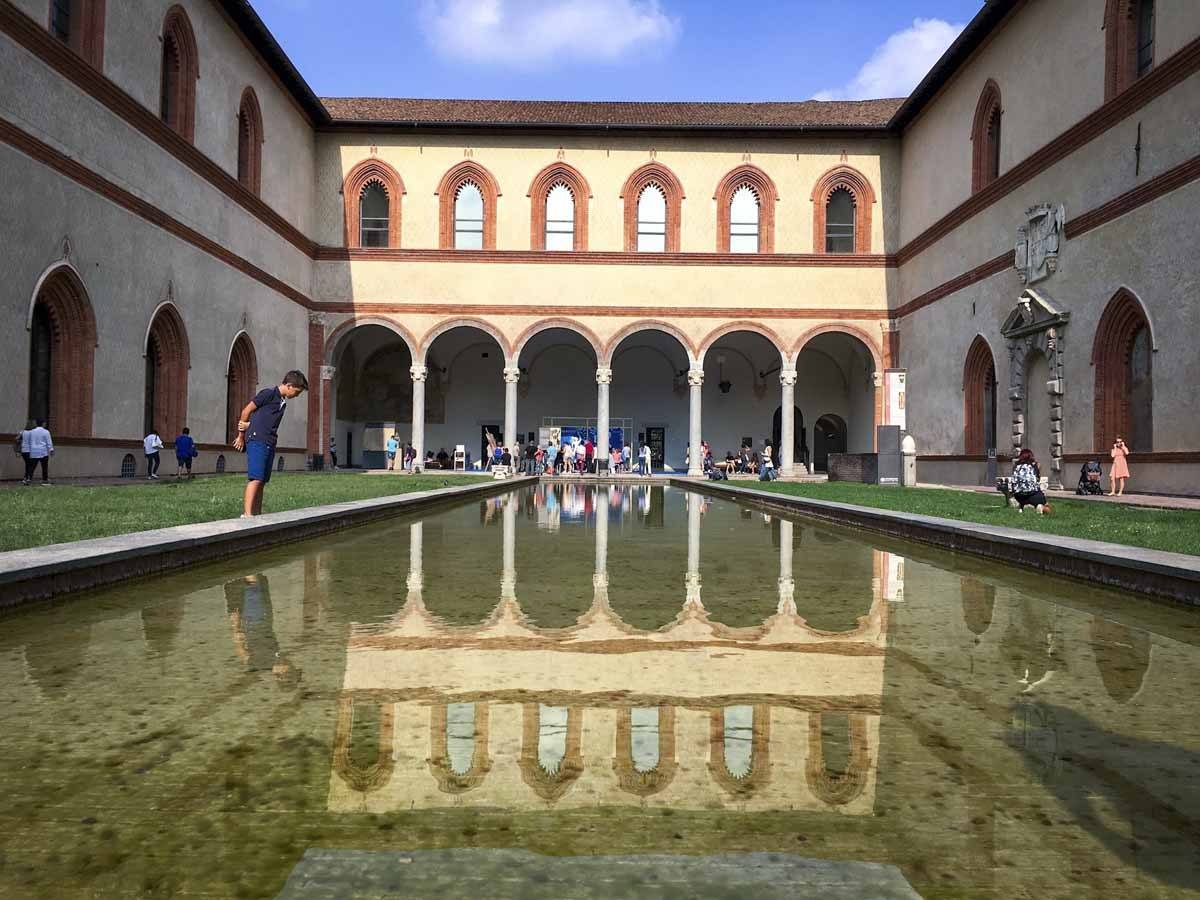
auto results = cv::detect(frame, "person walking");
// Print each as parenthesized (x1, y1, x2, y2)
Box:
(233, 370, 309, 517)
(1108, 436, 1130, 496)
(144, 427, 164, 479)
(386, 433, 399, 471)
(25, 419, 53, 485)
(174, 426, 197, 479)
(640, 441, 652, 476)
(329, 435, 338, 470)
(15, 419, 33, 485)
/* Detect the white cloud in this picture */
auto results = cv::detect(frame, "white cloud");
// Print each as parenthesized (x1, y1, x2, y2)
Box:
(813, 18, 965, 100)
(418, 0, 680, 69)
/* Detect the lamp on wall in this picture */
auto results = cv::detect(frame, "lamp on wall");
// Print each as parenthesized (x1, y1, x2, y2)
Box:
(717, 354, 732, 394)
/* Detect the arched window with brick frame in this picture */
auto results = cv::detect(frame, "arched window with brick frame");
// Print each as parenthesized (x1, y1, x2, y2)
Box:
(48, 0, 106, 68)
(1105, 0, 1155, 100)
(144, 303, 190, 439)
(236, 87, 263, 196)
(622, 163, 684, 252)
(226, 332, 258, 444)
(963, 336, 997, 455)
(715, 165, 777, 253)
(1092, 288, 1153, 452)
(970, 80, 1002, 193)
(27, 266, 97, 436)
(528, 163, 590, 251)
(159, 5, 198, 141)
(437, 162, 501, 250)
(342, 158, 404, 248)
(810, 165, 874, 254)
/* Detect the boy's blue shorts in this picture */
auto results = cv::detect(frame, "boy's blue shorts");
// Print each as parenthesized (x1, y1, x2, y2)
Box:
(247, 440, 275, 483)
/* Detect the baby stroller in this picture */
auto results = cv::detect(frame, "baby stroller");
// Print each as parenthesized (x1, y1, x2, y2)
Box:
(1076, 460, 1104, 495)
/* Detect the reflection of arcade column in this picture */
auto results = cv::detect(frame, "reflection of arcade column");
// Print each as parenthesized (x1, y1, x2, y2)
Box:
(687, 367, 704, 477)
(410, 364, 427, 472)
(780, 365, 798, 476)
(872, 549, 905, 603)
(777, 518, 796, 615)
(503, 364, 521, 447)
(501, 496, 517, 602)
(593, 498, 609, 607)
(685, 493, 703, 608)
(595, 366, 612, 466)
(407, 521, 424, 605)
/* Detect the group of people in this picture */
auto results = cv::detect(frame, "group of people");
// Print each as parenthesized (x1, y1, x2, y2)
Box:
(384, 434, 420, 471)
(1006, 437, 1133, 514)
(13, 419, 199, 484)
(697, 440, 779, 482)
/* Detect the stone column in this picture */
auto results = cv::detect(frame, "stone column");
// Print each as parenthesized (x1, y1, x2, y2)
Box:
(777, 518, 796, 615)
(501, 495, 517, 602)
(684, 492, 703, 608)
(407, 521, 423, 605)
(320, 365, 335, 467)
(410, 364, 427, 472)
(503, 365, 521, 450)
(687, 367, 704, 477)
(779, 365, 797, 477)
(595, 365, 612, 469)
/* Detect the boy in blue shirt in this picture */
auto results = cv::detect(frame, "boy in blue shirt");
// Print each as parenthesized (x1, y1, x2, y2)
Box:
(174, 426, 196, 479)
(232, 370, 308, 517)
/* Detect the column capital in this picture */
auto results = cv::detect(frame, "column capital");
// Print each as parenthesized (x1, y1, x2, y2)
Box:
(503, 365, 522, 384)
(687, 367, 704, 386)
(307, 311, 327, 327)
(410, 364, 428, 382)
(595, 366, 613, 385)
(319, 365, 336, 381)
(779, 368, 797, 387)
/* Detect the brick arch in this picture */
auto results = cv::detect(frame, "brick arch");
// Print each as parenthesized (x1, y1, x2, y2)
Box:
(437, 161, 501, 250)
(604, 319, 697, 365)
(236, 86, 263, 196)
(518, 704, 584, 802)
(962, 334, 997, 455)
(708, 706, 771, 799)
(714, 165, 778, 253)
(143, 302, 190, 437)
(160, 5, 199, 142)
(332, 696, 395, 794)
(342, 158, 404, 248)
(1104, 0, 1154, 100)
(810, 165, 874, 253)
(27, 263, 96, 436)
(419, 317, 511, 362)
(512, 318, 603, 362)
(48, 0, 106, 68)
(621, 162, 685, 252)
(613, 706, 677, 797)
(325, 315, 418, 364)
(970, 79, 1003, 193)
(1091, 287, 1154, 452)
(805, 713, 870, 807)
(225, 331, 258, 444)
(428, 703, 492, 794)
(792, 323, 883, 373)
(528, 162, 591, 251)
(697, 321, 787, 365)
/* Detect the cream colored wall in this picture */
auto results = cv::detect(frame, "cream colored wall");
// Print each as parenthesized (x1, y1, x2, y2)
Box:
(316, 132, 899, 254)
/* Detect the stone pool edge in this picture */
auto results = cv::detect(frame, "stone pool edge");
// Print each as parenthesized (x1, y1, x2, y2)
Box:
(676, 479, 1200, 604)
(0, 479, 514, 609)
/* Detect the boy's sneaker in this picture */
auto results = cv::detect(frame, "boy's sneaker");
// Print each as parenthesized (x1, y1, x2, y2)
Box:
(21, 478, 30, 485)
(1035, 504, 1044, 515)
(40, 480, 51, 486)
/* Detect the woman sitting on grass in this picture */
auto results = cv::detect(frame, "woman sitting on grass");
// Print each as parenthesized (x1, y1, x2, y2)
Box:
(1009, 448, 1052, 515)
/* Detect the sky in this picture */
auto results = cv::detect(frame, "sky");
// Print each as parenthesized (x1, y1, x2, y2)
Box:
(253, 0, 985, 103)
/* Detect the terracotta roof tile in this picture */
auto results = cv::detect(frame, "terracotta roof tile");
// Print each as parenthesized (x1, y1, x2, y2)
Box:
(320, 97, 904, 129)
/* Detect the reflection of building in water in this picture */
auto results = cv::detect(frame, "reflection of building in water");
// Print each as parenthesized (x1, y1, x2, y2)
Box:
(329, 504, 890, 814)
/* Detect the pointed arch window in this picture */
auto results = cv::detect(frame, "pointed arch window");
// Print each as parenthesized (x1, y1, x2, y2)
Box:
(970, 80, 1003, 193)
(544, 183, 575, 250)
(1105, 0, 1155, 99)
(715, 165, 777, 253)
(622, 163, 684, 252)
(1092, 289, 1153, 452)
(342, 159, 403, 249)
(236, 87, 263, 195)
(159, 6, 198, 142)
(359, 183, 389, 247)
(27, 267, 96, 436)
(454, 182, 485, 249)
(728, 186, 760, 253)
(963, 336, 997, 455)
(437, 162, 501, 250)
(49, 0, 106, 67)
(825, 189, 855, 253)
(144, 304, 190, 439)
(528, 163, 590, 250)
(226, 333, 258, 444)
(636, 183, 667, 252)
(811, 166, 874, 254)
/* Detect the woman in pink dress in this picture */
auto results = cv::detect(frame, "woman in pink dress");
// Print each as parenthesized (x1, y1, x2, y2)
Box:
(1108, 436, 1130, 495)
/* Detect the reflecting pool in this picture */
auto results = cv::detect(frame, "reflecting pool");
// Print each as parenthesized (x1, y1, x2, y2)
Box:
(1, 483, 1199, 899)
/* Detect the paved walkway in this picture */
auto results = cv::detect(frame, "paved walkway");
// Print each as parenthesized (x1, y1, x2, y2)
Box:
(920, 481, 1200, 511)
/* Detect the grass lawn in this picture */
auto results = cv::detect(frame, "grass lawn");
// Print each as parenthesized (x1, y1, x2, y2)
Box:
(0, 472, 490, 552)
(745, 481, 1200, 557)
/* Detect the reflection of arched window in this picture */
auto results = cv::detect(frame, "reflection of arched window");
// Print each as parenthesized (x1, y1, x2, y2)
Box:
(971, 80, 1003, 193)
(519, 704, 583, 801)
(811, 166, 873, 254)
(226, 334, 258, 444)
(1105, 0, 1156, 100)
(715, 165, 777, 253)
(622, 163, 683, 252)
(963, 336, 997, 455)
(49, 0, 105, 67)
(961, 576, 996, 636)
(1091, 288, 1153, 452)
(236, 87, 263, 195)
(1090, 618, 1151, 704)
(636, 184, 667, 252)
(144, 304, 190, 438)
(708, 705, 771, 797)
(28, 267, 97, 436)
(333, 696, 395, 793)
(614, 706, 677, 796)
(805, 713, 870, 806)
(160, 6, 199, 141)
(342, 158, 404, 248)
(429, 703, 491, 793)
(437, 162, 501, 250)
(528, 163, 590, 250)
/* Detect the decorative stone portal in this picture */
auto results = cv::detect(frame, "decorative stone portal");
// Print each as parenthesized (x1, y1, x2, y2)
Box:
(1002, 289, 1070, 488)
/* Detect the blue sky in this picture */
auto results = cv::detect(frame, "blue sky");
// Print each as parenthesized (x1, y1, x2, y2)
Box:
(254, 0, 984, 102)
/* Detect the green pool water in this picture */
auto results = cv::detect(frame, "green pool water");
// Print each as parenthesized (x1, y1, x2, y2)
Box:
(1, 483, 1198, 899)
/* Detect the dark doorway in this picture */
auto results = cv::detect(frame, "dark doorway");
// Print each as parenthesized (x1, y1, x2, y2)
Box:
(28, 302, 52, 424)
(345, 430, 353, 468)
(771, 406, 807, 469)
(813, 414, 847, 473)
(645, 426, 665, 468)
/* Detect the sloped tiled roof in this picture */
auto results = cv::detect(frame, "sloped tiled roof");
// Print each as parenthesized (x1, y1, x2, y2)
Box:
(320, 97, 905, 130)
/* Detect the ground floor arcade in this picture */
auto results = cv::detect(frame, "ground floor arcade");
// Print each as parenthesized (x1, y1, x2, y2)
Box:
(313, 314, 894, 476)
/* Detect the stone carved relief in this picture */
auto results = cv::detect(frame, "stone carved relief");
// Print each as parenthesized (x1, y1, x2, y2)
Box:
(1014, 203, 1065, 285)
